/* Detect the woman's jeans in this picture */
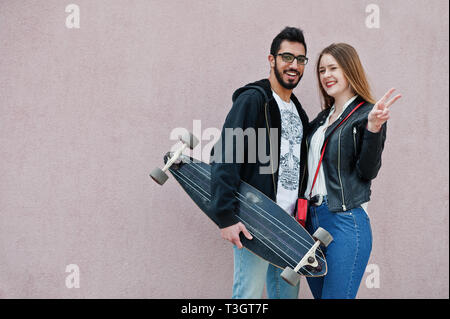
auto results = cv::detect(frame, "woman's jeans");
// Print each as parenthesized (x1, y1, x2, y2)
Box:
(232, 246, 300, 299)
(306, 196, 372, 299)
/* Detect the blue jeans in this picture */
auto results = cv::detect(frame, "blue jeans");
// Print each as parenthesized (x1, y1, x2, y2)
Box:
(232, 246, 300, 299)
(306, 196, 372, 299)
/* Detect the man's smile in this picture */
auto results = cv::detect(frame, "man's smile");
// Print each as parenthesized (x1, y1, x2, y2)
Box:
(285, 70, 300, 80)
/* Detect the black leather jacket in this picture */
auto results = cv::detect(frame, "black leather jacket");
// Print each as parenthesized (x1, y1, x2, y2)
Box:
(307, 96, 386, 212)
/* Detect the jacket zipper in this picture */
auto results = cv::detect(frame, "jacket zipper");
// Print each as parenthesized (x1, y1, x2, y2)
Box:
(353, 126, 357, 155)
(338, 127, 347, 211)
(264, 102, 277, 195)
(299, 138, 308, 194)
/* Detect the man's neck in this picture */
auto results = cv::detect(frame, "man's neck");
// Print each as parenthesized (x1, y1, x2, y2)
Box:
(268, 75, 292, 102)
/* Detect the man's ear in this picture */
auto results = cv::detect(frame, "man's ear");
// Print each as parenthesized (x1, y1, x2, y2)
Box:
(268, 54, 275, 68)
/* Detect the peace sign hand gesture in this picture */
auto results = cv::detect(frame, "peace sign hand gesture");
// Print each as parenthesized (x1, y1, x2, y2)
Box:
(367, 88, 402, 133)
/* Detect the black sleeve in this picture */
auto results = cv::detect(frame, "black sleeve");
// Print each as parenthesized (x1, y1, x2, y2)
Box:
(356, 120, 387, 181)
(209, 91, 263, 228)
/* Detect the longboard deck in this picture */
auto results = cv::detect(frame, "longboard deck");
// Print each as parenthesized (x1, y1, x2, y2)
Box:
(166, 154, 327, 277)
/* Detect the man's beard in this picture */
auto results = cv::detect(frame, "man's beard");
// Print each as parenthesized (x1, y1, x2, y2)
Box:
(274, 60, 303, 90)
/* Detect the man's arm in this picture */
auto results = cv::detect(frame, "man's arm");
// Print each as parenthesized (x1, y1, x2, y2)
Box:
(210, 90, 263, 247)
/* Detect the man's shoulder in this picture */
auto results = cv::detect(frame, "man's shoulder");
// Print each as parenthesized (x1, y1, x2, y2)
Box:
(232, 79, 271, 103)
(231, 88, 267, 114)
(235, 88, 266, 102)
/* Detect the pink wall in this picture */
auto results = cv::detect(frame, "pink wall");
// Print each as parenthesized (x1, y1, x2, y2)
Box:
(0, 0, 448, 298)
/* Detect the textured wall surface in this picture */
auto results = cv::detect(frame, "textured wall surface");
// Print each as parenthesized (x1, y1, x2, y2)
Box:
(0, 0, 448, 298)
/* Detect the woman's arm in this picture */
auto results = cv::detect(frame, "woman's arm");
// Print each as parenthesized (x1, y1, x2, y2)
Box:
(356, 88, 402, 180)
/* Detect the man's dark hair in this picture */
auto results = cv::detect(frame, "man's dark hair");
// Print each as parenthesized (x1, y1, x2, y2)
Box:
(270, 27, 307, 56)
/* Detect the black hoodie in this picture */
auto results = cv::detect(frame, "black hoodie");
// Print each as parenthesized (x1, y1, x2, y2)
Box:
(209, 79, 309, 228)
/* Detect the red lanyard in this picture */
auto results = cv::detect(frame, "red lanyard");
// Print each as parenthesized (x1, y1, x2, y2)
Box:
(308, 101, 364, 198)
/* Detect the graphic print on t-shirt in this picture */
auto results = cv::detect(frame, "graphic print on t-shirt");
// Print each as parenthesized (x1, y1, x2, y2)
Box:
(272, 90, 302, 216)
(279, 108, 302, 191)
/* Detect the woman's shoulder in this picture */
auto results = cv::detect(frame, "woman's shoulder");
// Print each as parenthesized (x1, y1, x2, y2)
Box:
(310, 108, 331, 125)
(356, 100, 375, 118)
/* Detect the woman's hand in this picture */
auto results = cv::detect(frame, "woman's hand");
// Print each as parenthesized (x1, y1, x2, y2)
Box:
(367, 88, 402, 133)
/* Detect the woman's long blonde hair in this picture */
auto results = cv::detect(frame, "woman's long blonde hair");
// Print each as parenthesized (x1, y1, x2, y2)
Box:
(317, 43, 375, 109)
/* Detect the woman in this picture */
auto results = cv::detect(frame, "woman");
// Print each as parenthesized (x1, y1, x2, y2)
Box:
(304, 43, 401, 299)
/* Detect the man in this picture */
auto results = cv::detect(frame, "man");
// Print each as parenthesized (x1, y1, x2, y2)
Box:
(210, 27, 310, 299)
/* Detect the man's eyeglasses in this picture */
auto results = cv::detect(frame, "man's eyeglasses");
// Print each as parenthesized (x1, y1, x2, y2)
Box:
(276, 53, 309, 65)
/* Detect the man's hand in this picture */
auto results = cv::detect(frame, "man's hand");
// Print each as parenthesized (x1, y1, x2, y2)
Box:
(220, 222, 253, 249)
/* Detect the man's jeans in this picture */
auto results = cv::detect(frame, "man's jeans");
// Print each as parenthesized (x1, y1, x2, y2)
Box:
(232, 246, 300, 299)
(306, 196, 372, 299)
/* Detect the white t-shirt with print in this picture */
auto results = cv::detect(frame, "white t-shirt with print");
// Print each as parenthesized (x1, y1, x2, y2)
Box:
(272, 91, 303, 216)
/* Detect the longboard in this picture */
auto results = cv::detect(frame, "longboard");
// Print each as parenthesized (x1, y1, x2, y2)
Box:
(150, 132, 332, 285)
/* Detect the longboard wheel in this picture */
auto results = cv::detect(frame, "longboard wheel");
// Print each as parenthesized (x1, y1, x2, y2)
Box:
(150, 167, 169, 185)
(281, 267, 300, 286)
(180, 131, 199, 150)
(313, 227, 333, 247)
